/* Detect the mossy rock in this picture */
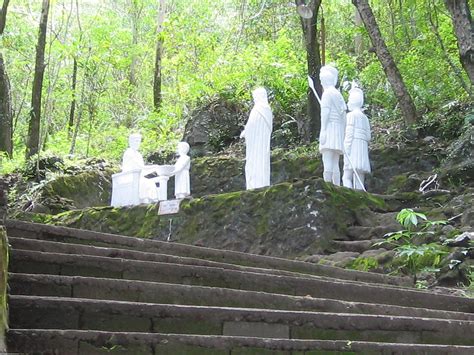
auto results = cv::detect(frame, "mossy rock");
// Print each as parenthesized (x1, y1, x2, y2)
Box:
(439, 124, 474, 188)
(38, 169, 114, 212)
(182, 144, 321, 198)
(16, 178, 386, 259)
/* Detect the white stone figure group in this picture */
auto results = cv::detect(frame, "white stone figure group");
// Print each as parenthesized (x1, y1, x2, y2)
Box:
(117, 133, 158, 205)
(343, 86, 371, 190)
(240, 87, 273, 190)
(111, 134, 191, 207)
(172, 142, 191, 199)
(316, 65, 371, 191)
(319, 66, 347, 187)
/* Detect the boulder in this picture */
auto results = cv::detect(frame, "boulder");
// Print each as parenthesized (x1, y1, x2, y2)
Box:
(14, 178, 387, 259)
(183, 97, 247, 157)
(440, 124, 474, 187)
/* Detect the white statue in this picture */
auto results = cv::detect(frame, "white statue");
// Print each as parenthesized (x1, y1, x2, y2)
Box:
(172, 142, 191, 199)
(342, 87, 371, 190)
(121, 133, 158, 203)
(240, 87, 273, 190)
(319, 65, 346, 186)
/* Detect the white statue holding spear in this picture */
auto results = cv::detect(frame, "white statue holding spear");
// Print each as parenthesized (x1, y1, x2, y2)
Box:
(308, 66, 366, 191)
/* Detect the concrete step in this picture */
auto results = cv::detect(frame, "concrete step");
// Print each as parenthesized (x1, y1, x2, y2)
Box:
(9, 296, 474, 345)
(9, 236, 351, 281)
(10, 249, 474, 312)
(5, 219, 411, 286)
(329, 239, 392, 253)
(343, 225, 400, 242)
(346, 226, 373, 240)
(8, 329, 474, 355)
(11, 273, 474, 321)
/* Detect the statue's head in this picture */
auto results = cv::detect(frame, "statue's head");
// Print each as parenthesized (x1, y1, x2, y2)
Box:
(252, 87, 269, 105)
(128, 133, 142, 150)
(348, 87, 364, 111)
(177, 141, 190, 155)
(319, 65, 338, 88)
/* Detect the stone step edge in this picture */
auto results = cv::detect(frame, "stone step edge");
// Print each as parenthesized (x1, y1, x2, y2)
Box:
(10, 295, 474, 332)
(9, 272, 474, 322)
(5, 219, 411, 286)
(7, 329, 474, 354)
(10, 250, 474, 312)
(8, 236, 391, 286)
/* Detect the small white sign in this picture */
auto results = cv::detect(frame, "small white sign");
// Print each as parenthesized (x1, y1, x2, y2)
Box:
(158, 199, 181, 215)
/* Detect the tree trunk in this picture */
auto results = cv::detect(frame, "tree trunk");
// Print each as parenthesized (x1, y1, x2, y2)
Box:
(428, 1, 472, 96)
(444, 0, 474, 86)
(0, 54, 12, 157)
(68, 57, 78, 135)
(0, 0, 12, 157)
(153, 0, 166, 111)
(352, 0, 417, 125)
(354, 7, 363, 55)
(26, 0, 50, 158)
(296, 0, 322, 143)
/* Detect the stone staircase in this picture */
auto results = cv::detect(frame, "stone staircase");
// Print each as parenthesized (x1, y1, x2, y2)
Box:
(5, 219, 474, 354)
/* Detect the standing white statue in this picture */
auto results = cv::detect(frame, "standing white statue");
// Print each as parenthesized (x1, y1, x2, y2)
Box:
(319, 65, 346, 186)
(122, 133, 158, 203)
(342, 87, 371, 190)
(240, 87, 273, 190)
(172, 142, 191, 199)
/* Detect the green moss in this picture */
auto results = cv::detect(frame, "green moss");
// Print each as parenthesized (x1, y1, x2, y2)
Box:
(387, 174, 408, 194)
(0, 227, 8, 352)
(13, 176, 392, 259)
(40, 169, 113, 210)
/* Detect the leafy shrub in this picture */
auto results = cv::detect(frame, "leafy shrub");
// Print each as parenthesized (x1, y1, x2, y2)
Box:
(375, 208, 448, 281)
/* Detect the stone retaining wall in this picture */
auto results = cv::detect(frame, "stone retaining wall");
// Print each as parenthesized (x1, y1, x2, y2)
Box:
(0, 226, 8, 352)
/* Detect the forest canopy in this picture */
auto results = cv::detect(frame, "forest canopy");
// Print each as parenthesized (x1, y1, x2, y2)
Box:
(0, 0, 472, 171)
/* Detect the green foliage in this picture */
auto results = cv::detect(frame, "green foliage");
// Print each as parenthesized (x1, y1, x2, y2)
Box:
(375, 209, 448, 281)
(0, 0, 472, 170)
(349, 256, 379, 272)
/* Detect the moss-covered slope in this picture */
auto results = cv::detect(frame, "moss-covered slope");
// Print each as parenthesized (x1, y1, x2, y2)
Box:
(16, 178, 385, 258)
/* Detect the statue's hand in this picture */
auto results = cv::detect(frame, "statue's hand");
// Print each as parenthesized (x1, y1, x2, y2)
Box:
(320, 131, 327, 145)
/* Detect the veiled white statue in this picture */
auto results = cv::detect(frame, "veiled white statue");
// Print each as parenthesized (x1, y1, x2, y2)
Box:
(172, 142, 191, 199)
(319, 65, 346, 186)
(121, 133, 158, 203)
(240, 87, 273, 190)
(342, 87, 371, 190)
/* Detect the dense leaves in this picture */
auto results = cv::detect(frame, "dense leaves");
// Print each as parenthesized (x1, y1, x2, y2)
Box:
(0, 0, 472, 171)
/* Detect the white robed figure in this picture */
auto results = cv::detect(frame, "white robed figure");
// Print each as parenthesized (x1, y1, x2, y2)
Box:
(122, 133, 158, 203)
(343, 87, 371, 190)
(319, 65, 347, 186)
(240, 87, 273, 190)
(172, 142, 191, 199)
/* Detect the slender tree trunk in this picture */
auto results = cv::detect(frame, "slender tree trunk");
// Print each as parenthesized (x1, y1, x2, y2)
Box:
(69, 76, 85, 155)
(428, 1, 472, 96)
(352, 0, 418, 125)
(444, 0, 474, 86)
(320, 8, 326, 65)
(354, 7, 363, 55)
(0, 0, 12, 157)
(153, 0, 166, 111)
(26, 0, 50, 158)
(296, 0, 322, 143)
(0, 54, 12, 157)
(68, 57, 77, 135)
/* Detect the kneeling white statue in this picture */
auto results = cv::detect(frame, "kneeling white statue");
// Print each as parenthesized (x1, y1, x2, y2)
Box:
(111, 133, 158, 206)
(342, 87, 371, 190)
(172, 142, 191, 199)
(240, 87, 273, 190)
